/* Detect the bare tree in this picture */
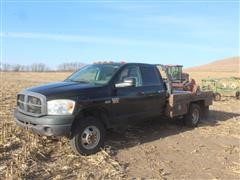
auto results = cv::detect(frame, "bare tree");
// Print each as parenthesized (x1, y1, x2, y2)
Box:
(57, 62, 85, 72)
(13, 64, 22, 72)
(30, 63, 50, 72)
(0, 62, 85, 72)
(1, 63, 12, 71)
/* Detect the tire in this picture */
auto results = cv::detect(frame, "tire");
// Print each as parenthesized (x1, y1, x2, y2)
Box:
(184, 104, 201, 127)
(214, 93, 221, 101)
(202, 106, 209, 120)
(236, 91, 240, 100)
(70, 117, 105, 156)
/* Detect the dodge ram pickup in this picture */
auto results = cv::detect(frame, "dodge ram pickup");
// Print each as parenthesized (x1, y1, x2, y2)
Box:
(14, 62, 213, 155)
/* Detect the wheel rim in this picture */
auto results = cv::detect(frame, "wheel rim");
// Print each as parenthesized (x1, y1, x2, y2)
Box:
(192, 109, 199, 124)
(80, 126, 101, 150)
(215, 94, 221, 101)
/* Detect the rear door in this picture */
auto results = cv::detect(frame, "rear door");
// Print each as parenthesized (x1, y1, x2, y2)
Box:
(139, 65, 166, 115)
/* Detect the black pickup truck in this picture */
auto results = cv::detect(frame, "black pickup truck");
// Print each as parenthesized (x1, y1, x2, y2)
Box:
(14, 63, 213, 155)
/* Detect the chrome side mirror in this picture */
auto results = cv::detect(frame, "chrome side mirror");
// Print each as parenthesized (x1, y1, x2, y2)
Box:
(115, 77, 136, 88)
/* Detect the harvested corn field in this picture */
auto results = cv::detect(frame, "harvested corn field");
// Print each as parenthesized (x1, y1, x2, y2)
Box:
(0, 72, 240, 179)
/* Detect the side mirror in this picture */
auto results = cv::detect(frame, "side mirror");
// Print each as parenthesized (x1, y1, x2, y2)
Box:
(115, 77, 136, 88)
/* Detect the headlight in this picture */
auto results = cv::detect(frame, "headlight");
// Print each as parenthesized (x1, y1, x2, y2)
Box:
(47, 99, 75, 115)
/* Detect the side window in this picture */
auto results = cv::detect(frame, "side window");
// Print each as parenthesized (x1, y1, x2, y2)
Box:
(141, 66, 161, 86)
(116, 66, 142, 87)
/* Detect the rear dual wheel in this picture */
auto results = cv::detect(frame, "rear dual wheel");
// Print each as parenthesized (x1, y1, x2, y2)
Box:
(214, 93, 221, 101)
(184, 104, 201, 127)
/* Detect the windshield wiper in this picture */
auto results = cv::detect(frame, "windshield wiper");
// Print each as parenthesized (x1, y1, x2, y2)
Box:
(75, 80, 91, 83)
(66, 79, 90, 83)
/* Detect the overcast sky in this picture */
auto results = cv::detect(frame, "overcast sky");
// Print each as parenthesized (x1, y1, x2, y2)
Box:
(1, 0, 239, 68)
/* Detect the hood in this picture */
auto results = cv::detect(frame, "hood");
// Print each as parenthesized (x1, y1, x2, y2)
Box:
(27, 81, 103, 99)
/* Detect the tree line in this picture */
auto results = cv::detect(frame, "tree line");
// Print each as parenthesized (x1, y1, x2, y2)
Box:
(0, 62, 86, 72)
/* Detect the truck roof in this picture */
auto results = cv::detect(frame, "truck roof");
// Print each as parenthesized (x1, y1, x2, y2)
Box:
(93, 62, 155, 67)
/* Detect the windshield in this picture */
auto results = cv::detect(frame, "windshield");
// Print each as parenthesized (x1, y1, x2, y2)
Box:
(66, 64, 121, 85)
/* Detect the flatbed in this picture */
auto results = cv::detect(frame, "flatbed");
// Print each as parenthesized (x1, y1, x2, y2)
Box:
(166, 91, 213, 118)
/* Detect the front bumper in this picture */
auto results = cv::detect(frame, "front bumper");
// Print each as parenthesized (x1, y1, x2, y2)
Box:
(14, 109, 75, 136)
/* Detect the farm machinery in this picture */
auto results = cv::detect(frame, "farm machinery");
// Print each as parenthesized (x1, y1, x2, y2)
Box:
(201, 77, 240, 101)
(157, 64, 199, 93)
(157, 64, 240, 101)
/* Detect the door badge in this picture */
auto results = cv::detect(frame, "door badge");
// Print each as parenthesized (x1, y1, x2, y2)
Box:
(112, 97, 120, 104)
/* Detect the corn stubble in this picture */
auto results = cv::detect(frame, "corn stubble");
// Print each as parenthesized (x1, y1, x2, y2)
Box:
(0, 72, 125, 179)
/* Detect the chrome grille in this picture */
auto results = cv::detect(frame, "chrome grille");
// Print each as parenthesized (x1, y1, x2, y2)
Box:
(17, 91, 47, 116)
(18, 94, 25, 102)
(27, 105, 42, 114)
(27, 96, 42, 105)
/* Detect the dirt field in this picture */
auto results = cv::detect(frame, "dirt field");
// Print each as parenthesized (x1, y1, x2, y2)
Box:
(0, 72, 239, 179)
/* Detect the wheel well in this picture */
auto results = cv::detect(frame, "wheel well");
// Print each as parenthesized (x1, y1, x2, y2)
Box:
(190, 100, 208, 117)
(191, 100, 204, 108)
(70, 107, 110, 136)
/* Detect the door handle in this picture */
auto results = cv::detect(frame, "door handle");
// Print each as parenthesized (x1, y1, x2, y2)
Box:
(138, 92, 145, 96)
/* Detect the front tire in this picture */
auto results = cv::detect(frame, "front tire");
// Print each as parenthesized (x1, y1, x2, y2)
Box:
(70, 117, 105, 155)
(184, 104, 201, 127)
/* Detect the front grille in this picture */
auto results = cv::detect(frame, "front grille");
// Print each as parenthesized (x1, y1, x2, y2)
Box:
(27, 96, 42, 105)
(17, 91, 47, 116)
(17, 94, 25, 111)
(27, 105, 41, 114)
(18, 94, 25, 102)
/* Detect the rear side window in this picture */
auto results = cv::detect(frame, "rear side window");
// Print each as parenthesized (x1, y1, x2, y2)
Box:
(140, 66, 161, 86)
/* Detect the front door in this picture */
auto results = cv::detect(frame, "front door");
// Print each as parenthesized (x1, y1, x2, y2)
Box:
(111, 65, 149, 122)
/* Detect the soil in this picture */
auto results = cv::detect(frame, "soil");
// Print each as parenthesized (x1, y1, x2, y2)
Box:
(0, 72, 239, 179)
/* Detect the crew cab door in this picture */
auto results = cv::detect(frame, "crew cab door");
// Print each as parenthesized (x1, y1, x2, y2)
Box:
(111, 65, 148, 121)
(139, 65, 166, 115)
